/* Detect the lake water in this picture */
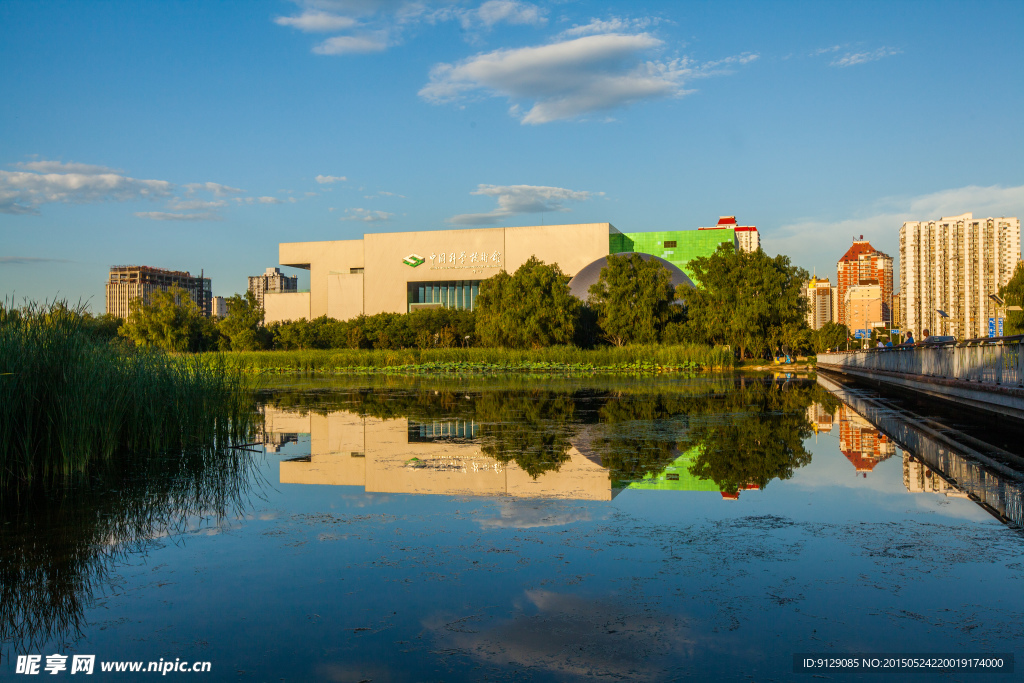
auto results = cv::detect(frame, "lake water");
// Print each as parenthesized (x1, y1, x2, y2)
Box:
(2, 374, 1022, 681)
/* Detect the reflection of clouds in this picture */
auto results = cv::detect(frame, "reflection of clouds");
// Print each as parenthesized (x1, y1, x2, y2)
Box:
(428, 590, 693, 680)
(478, 500, 594, 529)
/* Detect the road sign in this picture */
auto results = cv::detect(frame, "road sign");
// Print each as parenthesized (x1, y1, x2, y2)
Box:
(990, 317, 996, 337)
(999, 317, 1004, 336)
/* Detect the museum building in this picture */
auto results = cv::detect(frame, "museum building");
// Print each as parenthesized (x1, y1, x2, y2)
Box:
(264, 221, 745, 323)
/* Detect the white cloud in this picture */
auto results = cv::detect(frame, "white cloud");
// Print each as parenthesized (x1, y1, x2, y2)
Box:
(135, 211, 222, 221)
(0, 167, 173, 215)
(768, 184, 1024, 282)
(274, 0, 425, 55)
(341, 207, 393, 222)
(810, 45, 842, 57)
(831, 47, 901, 67)
(166, 198, 228, 210)
(449, 184, 592, 225)
(315, 174, 348, 184)
(460, 1, 546, 30)
(14, 160, 122, 174)
(275, 10, 359, 32)
(420, 33, 758, 124)
(184, 181, 245, 197)
(558, 16, 657, 39)
(313, 33, 390, 54)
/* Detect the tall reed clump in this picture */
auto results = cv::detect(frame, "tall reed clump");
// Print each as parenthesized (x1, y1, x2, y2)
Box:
(0, 302, 256, 502)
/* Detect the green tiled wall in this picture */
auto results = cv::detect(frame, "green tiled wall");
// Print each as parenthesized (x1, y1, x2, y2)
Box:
(609, 230, 736, 281)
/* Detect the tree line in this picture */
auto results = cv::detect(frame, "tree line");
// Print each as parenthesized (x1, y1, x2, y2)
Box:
(115, 244, 848, 358)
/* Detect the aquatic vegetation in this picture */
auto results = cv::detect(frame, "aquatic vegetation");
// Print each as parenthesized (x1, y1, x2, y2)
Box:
(0, 302, 257, 500)
(210, 343, 735, 376)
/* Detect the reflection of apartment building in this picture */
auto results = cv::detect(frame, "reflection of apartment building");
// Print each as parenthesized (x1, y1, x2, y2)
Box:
(837, 405, 894, 476)
(902, 453, 968, 498)
(836, 237, 893, 327)
(807, 403, 834, 432)
(105, 265, 213, 319)
(248, 267, 298, 310)
(803, 277, 834, 330)
(265, 407, 617, 500)
(900, 213, 1021, 339)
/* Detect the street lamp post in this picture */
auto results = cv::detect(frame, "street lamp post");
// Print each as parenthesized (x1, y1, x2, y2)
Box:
(988, 294, 1022, 338)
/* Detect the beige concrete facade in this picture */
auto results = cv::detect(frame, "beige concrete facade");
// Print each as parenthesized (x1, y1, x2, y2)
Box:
(267, 406, 616, 500)
(268, 223, 616, 323)
(844, 284, 884, 335)
(803, 277, 833, 330)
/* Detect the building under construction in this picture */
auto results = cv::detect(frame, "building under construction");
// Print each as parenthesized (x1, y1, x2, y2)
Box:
(105, 265, 213, 319)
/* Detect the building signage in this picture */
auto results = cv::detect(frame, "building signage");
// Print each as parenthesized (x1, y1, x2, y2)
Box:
(403, 254, 425, 268)
(427, 250, 502, 271)
(989, 317, 996, 338)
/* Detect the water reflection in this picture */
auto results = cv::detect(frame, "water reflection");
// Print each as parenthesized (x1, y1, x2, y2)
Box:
(815, 374, 1024, 526)
(265, 380, 831, 501)
(0, 443, 262, 655)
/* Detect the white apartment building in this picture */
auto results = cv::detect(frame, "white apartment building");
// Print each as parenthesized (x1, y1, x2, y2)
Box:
(248, 266, 298, 310)
(900, 213, 1021, 339)
(211, 295, 228, 319)
(802, 277, 833, 329)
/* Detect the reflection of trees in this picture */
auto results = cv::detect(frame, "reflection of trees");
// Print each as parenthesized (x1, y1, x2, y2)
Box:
(593, 395, 691, 486)
(261, 378, 828, 489)
(475, 392, 578, 478)
(0, 429, 261, 654)
(676, 382, 820, 493)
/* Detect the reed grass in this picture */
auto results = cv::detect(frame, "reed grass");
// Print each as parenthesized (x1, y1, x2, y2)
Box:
(0, 302, 256, 501)
(213, 343, 734, 375)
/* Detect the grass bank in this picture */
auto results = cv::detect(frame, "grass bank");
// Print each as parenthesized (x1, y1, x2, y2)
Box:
(0, 303, 255, 501)
(211, 344, 734, 376)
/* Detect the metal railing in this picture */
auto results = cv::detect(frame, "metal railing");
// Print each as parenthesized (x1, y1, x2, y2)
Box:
(817, 335, 1024, 388)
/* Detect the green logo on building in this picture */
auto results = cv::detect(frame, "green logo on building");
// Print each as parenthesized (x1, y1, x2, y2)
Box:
(403, 254, 425, 268)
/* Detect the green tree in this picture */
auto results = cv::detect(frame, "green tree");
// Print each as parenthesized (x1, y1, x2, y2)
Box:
(681, 244, 810, 359)
(999, 262, 1024, 335)
(119, 285, 220, 352)
(475, 256, 579, 348)
(587, 253, 682, 346)
(219, 291, 270, 351)
(812, 321, 849, 353)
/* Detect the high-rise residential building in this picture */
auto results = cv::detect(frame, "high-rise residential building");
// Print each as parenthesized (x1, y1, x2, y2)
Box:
(248, 267, 298, 309)
(211, 296, 228, 319)
(892, 291, 903, 330)
(900, 213, 1021, 339)
(105, 265, 212, 319)
(802, 276, 833, 329)
(844, 284, 884, 337)
(836, 237, 893, 327)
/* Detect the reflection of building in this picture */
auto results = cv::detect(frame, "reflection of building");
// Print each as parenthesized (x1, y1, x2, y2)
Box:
(900, 213, 1021, 339)
(105, 265, 213, 319)
(836, 237, 893, 327)
(267, 407, 617, 500)
(903, 453, 968, 498)
(807, 403, 834, 432)
(248, 267, 298, 310)
(837, 405, 894, 475)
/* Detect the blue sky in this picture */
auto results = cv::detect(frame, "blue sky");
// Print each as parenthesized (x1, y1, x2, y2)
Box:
(2, 0, 1022, 307)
